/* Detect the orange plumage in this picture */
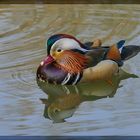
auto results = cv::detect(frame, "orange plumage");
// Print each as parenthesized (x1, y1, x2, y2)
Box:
(56, 50, 88, 74)
(106, 44, 121, 61)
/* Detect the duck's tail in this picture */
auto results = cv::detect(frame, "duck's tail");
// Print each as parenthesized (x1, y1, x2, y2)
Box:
(106, 40, 140, 66)
(116, 40, 140, 61)
(121, 45, 140, 61)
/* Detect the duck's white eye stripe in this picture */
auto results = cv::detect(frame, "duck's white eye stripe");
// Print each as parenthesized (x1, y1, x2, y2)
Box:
(61, 73, 71, 85)
(51, 38, 81, 51)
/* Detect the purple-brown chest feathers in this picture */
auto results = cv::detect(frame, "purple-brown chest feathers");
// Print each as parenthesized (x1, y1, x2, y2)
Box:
(37, 62, 67, 84)
(37, 62, 83, 85)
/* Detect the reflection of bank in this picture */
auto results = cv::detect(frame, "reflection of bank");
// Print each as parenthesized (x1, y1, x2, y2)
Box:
(37, 69, 138, 123)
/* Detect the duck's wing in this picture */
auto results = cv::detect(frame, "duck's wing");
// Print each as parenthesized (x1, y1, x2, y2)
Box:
(85, 40, 125, 68)
(81, 42, 125, 83)
(84, 41, 93, 49)
(85, 48, 108, 67)
(84, 39, 102, 49)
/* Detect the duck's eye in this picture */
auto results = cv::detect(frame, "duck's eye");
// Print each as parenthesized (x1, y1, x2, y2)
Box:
(57, 49, 62, 52)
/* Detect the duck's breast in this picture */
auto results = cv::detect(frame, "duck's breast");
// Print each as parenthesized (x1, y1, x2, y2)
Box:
(37, 63, 82, 85)
(37, 63, 67, 84)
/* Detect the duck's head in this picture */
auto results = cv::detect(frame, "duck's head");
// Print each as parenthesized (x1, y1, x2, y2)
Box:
(41, 34, 88, 74)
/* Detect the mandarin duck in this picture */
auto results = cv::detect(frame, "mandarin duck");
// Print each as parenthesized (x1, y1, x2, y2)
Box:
(37, 34, 140, 85)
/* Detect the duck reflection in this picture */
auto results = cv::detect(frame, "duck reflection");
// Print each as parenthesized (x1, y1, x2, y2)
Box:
(37, 69, 138, 123)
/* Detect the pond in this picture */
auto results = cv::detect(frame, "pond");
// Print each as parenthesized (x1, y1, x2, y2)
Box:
(0, 4, 140, 135)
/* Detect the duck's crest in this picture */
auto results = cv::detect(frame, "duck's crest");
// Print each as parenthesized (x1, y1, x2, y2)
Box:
(46, 34, 84, 55)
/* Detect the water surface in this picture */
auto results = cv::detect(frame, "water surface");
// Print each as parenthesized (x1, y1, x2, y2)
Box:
(0, 4, 140, 135)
